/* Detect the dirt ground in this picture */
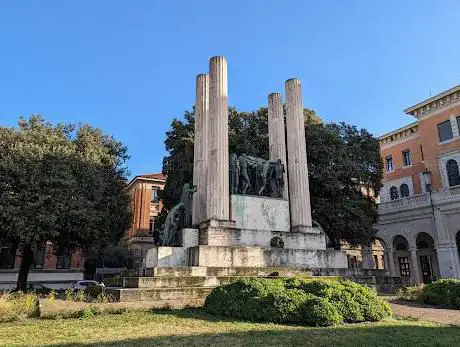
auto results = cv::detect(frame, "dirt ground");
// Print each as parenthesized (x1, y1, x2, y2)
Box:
(390, 301, 460, 326)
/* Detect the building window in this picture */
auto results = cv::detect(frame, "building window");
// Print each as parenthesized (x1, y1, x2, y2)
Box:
(398, 257, 411, 276)
(400, 183, 410, 198)
(402, 150, 411, 166)
(385, 156, 394, 172)
(56, 252, 71, 269)
(437, 120, 453, 142)
(347, 255, 358, 269)
(149, 216, 158, 231)
(32, 247, 45, 269)
(390, 186, 399, 200)
(0, 246, 16, 269)
(151, 188, 159, 203)
(447, 159, 460, 187)
(373, 255, 379, 269)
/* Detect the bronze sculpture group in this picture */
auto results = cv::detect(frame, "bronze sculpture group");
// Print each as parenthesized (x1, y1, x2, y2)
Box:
(230, 153, 285, 199)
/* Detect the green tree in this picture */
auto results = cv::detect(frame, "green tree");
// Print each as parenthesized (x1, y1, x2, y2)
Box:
(160, 107, 382, 246)
(0, 116, 131, 291)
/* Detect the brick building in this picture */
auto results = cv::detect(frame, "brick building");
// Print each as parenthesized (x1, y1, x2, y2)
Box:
(124, 173, 166, 271)
(375, 85, 460, 284)
(0, 243, 84, 290)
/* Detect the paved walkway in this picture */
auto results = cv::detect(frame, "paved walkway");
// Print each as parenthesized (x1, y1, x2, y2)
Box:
(390, 301, 460, 326)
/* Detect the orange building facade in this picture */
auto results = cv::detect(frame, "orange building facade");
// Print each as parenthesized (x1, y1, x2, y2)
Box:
(375, 85, 460, 284)
(124, 173, 166, 271)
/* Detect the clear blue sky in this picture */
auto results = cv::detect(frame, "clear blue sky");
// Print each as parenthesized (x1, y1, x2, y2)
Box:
(1, 1, 459, 177)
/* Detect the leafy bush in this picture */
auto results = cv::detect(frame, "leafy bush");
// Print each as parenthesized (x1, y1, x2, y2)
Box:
(0, 292, 40, 322)
(103, 276, 122, 288)
(204, 278, 391, 326)
(285, 278, 391, 322)
(299, 295, 343, 326)
(422, 279, 460, 309)
(65, 288, 74, 301)
(396, 284, 425, 302)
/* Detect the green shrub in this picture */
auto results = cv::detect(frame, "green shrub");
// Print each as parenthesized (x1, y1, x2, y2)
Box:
(299, 295, 343, 327)
(65, 288, 74, 301)
(284, 278, 391, 322)
(396, 284, 424, 302)
(205, 278, 391, 326)
(422, 279, 460, 309)
(0, 292, 40, 322)
(103, 276, 122, 287)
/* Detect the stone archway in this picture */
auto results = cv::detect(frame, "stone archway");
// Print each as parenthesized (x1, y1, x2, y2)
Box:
(416, 232, 439, 283)
(393, 235, 411, 284)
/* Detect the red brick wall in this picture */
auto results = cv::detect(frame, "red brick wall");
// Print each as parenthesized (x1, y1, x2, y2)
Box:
(381, 105, 460, 193)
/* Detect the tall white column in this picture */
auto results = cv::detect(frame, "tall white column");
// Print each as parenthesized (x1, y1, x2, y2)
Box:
(192, 73, 209, 226)
(410, 247, 421, 284)
(386, 247, 397, 277)
(285, 78, 312, 231)
(206, 56, 230, 221)
(268, 93, 289, 200)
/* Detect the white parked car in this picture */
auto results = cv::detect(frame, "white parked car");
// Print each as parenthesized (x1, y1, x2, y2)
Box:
(70, 280, 105, 292)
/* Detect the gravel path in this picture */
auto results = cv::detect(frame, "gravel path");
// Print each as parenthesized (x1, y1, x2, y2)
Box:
(391, 301, 460, 326)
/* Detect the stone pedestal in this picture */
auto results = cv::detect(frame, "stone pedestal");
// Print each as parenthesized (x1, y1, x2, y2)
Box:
(285, 78, 313, 230)
(192, 74, 209, 225)
(268, 92, 289, 200)
(206, 56, 230, 221)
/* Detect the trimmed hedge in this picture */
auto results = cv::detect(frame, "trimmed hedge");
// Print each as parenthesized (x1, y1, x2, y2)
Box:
(205, 278, 391, 326)
(422, 279, 460, 309)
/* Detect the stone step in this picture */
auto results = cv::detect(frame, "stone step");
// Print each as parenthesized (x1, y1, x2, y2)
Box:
(148, 266, 313, 278)
(123, 276, 223, 289)
(106, 286, 213, 303)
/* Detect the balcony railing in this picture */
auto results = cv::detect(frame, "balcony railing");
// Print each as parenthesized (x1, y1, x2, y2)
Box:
(378, 185, 460, 213)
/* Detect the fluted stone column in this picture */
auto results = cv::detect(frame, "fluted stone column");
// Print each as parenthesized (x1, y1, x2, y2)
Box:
(206, 56, 230, 221)
(192, 74, 209, 225)
(285, 78, 312, 231)
(268, 93, 289, 200)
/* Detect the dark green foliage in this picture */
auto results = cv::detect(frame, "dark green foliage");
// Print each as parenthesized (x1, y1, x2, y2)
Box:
(299, 295, 343, 327)
(421, 279, 460, 309)
(285, 278, 391, 322)
(161, 107, 382, 246)
(204, 278, 391, 326)
(0, 116, 132, 290)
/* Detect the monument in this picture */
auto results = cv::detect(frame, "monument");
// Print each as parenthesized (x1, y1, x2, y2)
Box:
(145, 56, 347, 271)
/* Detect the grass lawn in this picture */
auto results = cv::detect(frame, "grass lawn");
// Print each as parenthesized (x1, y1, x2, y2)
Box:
(0, 309, 459, 346)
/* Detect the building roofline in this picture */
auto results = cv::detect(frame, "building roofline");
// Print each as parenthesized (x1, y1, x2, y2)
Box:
(378, 121, 418, 140)
(127, 174, 166, 189)
(404, 85, 460, 115)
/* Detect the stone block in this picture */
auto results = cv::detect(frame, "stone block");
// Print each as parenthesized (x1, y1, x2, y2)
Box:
(181, 228, 199, 247)
(188, 245, 347, 268)
(230, 195, 290, 232)
(145, 247, 187, 268)
(199, 228, 326, 250)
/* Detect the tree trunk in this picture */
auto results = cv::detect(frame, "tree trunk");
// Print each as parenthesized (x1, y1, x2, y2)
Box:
(16, 244, 33, 292)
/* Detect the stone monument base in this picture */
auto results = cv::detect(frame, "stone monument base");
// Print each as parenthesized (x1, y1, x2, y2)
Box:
(144, 228, 346, 270)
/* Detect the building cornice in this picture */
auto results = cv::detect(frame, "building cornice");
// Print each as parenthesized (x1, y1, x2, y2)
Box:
(404, 85, 460, 118)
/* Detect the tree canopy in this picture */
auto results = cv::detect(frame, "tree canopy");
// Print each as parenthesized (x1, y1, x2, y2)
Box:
(0, 116, 131, 290)
(160, 107, 382, 248)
